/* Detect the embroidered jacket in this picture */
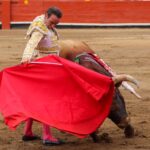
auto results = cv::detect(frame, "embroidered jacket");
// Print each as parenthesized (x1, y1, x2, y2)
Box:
(22, 15, 60, 62)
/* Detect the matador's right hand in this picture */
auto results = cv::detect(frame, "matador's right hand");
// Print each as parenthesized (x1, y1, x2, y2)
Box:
(21, 57, 32, 67)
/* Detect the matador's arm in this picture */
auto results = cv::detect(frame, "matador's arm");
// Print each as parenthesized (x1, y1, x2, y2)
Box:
(21, 31, 43, 62)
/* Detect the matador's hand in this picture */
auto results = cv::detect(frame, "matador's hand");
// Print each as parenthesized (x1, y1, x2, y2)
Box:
(21, 57, 32, 67)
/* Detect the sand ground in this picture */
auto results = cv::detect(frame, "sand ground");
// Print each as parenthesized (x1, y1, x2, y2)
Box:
(0, 28, 150, 150)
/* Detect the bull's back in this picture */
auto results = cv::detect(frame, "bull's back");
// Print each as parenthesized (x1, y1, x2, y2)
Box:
(58, 40, 94, 61)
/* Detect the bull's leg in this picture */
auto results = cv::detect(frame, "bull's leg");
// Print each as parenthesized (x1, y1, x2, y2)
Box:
(90, 131, 100, 143)
(90, 131, 113, 143)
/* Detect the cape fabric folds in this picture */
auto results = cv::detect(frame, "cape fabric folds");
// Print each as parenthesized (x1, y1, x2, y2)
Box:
(0, 55, 114, 137)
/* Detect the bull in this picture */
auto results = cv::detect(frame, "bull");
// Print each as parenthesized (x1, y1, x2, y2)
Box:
(56, 40, 141, 142)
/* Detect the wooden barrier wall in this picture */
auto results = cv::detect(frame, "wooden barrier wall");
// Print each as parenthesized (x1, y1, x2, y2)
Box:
(1, 0, 150, 29)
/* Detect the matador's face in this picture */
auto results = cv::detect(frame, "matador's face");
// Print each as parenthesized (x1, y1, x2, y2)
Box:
(44, 14, 60, 29)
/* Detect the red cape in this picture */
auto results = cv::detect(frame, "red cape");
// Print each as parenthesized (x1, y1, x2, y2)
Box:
(0, 55, 114, 137)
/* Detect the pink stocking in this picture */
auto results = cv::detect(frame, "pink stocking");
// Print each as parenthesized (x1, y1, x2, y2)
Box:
(42, 123, 58, 142)
(24, 118, 33, 136)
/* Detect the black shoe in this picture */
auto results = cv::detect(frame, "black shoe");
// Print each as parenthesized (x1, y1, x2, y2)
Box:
(22, 135, 41, 141)
(43, 139, 65, 146)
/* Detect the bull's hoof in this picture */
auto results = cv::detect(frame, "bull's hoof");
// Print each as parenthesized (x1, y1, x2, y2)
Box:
(99, 133, 113, 143)
(90, 132, 113, 143)
(90, 132, 100, 143)
(124, 125, 135, 138)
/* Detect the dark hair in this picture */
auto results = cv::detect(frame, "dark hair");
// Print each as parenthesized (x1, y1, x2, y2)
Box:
(46, 7, 62, 18)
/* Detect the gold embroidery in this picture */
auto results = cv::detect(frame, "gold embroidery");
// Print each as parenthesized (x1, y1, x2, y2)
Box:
(31, 21, 48, 33)
(27, 15, 49, 36)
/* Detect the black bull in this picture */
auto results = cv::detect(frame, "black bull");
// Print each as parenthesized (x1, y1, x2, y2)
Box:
(72, 53, 135, 142)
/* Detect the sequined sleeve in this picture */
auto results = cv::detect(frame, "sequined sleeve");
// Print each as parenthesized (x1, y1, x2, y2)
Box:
(21, 31, 43, 62)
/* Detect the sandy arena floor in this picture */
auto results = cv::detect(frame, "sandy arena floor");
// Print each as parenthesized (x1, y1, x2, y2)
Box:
(0, 28, 150, 150)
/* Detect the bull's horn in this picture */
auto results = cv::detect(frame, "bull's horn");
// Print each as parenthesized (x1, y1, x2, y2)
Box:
(132, 91, 142, 99)
(122, 81, 142, 99)
(112, 74, 139, 87)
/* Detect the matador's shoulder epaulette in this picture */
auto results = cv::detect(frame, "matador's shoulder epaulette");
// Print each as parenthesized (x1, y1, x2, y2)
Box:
(26, 15, 49, 37)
